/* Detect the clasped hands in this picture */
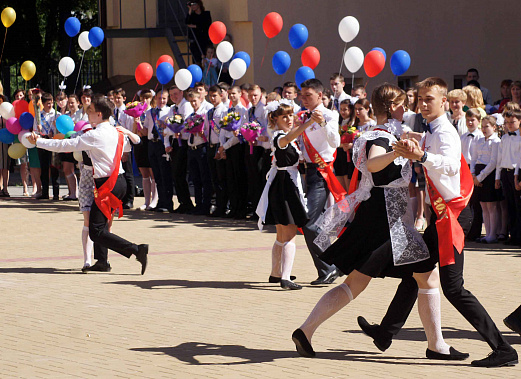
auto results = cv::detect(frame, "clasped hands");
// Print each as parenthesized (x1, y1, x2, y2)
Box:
(392, 138, 424, 161)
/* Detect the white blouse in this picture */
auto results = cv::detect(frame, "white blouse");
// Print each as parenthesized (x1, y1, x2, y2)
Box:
(470, 134, 500, 182)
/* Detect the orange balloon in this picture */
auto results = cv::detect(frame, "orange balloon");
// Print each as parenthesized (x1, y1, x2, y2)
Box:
(28, 102, 35, 116)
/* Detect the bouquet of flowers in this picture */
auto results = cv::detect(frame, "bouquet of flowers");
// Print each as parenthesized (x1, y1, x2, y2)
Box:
(165, 113, 185, 146)
(240, 121, 263, 154)
(184, 113, 206, 142)
(219, 111, 241, 132)
(340, 125, 360, 144)
(123, 101, 148, 119)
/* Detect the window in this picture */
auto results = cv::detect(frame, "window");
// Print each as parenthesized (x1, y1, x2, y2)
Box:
(397, 76, 418, 90)
(454, 75, 466, 89)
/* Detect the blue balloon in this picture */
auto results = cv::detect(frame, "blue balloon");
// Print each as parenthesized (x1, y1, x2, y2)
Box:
(390, 50, 411, 76)
(187, 64, 203, 87)
(88, 27, 105, 48)
(371, 47, 387, 61)
(64, 17, 81, 38)
(19, 112, 35, 130)
(288, 24, 308, 49)
(157, 62, 174, 85)
(295, 66, 315, 89)
(272, 51, 291, 75)
(233, 51, 251, 69)
(56, 115, 74, 135)
(0, 128, 15, 144)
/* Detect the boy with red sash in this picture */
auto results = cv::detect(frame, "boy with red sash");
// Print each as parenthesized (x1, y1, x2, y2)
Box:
(356, 78, 517, 367)
(297, 79, 346, 285)
(29, 95, 149, 275)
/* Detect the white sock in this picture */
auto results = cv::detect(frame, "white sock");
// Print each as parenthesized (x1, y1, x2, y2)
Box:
(270, 240, 283, 277)
(481, 202, 490, 240)
(281, 241, 296, 280)
(486, 202, 499, 242)
(150, 179, 158, 208)
(300, 283, 353, 341)
(142, 176, 152, 207)
(82, 226, 93, 266)
(417, 288, 450, 354)
(66, 173, 78, 198)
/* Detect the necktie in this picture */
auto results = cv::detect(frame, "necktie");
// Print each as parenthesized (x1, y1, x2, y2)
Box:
(229, 107, 235, 113)
(151, 108, 159, 140)
(173, 105, 179, 114)
(452, 119, 458, 129)
(208, 108, 216, 138)
(334, 99, 339, 111)
(189, 112, 195, 144)
(115, 108, 119, 123)
(250, 106, 256, 122)
(422, 122, 431, 134)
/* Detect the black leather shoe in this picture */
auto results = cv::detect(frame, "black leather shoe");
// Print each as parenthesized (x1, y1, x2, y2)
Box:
(268, 275, 296, 283)
(310, 269, 340, 285)
(471, 345, 518, 367)
(153, 207, 168, 213)
(136, 244, 148, 275)
(292, 328, 315, 357)
(122, 203, 133, 210)
(426, 347, 469, 361)
(82, 261, 111, 273)
(35, 194, 49, 200)
(504, 315, 521, 336)
(281, 280, 302, 290)
(357, 316, 393, 352)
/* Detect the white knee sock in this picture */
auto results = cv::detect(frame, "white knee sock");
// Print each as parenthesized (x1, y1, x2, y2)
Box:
(487, 203, 499, 241)
(281, 241, 296, 280)
(417, 287, 450, 354)
(270, 240, 284, 277)
(150, 179, 158, 208)
(142, 177, 152, 207)
(82, 226, 93, 266)
(300, 283, 353, 341)
(66, 173, 78, 198)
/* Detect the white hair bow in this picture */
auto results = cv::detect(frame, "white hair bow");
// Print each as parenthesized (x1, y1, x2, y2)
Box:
(83, 85, 91, 90)
(58, 81, 66, 90)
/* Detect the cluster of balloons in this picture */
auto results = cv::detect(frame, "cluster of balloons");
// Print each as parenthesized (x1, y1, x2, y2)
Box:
(209, 21, 250, 81)
(0, 101, 36, 159)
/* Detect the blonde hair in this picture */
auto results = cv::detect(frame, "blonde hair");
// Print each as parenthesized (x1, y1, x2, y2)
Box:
(266, 92, 281, 103)
(482, 115, 497, 131)
(371, 83, 406, 118)
(503, 101, 521, 114)
(416, 77, 448, 97)
(466, 108, 482, 122)
(463, 85, 485, 109)
(268, 103, 293, 129)
(447, 89, 467, 103)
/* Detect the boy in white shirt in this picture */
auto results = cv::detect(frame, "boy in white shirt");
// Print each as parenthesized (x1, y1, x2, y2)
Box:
(282, 81, 301, 113)
(330, 73, 353, 112)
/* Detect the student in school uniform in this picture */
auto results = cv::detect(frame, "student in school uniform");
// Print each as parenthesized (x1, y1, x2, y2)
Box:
(78, 88, 93, 122)
(282, 81, 301, 114)
(354, 98, 376, 132)
(329, 73, 353, 112)
(194, 82, 213, 113)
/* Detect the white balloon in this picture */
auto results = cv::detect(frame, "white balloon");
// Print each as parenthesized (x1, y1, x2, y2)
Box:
(0, 102, 14, 119)
(19, 130, 35, 149)
(59, 57, 76, 78)
(73, 151, 83, 162)
(174, 69, 192, 91)
(338, 16, 360, 43)
(78, 31, 92, 51)
(229, 58, 247, 80)
(216, 41, 234, 63)
(344, 46, 364, 73)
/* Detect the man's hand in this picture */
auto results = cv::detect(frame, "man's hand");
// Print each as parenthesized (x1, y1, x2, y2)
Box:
(27, 132, 39, 145)
(310, 110, 325, 125)
(393, 138, 424, 161)
(165, 146, 173, 153)
(400, 131, 423, 142)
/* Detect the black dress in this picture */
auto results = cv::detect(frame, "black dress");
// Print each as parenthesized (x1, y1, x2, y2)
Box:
(320, 137, 435, 278)
(334, 147, 349, 176)
(263, 133, 309, 227)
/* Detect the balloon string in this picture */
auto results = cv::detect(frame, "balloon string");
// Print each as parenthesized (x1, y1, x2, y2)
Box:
(232, 79, 235, 86)
(260, 40, 269, 68)
(0, 29, 8, 66)
(217, 64, 223, 83)
(74, 50, 86, 93)
(339, 42, 347, 75)
(352, 74, 354, 89)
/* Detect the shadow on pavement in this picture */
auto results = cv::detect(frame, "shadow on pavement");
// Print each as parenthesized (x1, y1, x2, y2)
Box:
(107, 279, 286, 291)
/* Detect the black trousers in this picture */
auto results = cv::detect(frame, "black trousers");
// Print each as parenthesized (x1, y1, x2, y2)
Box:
(90, 175, 138, 263)
(148, 140, 173, 210)
(187, 144, 212, 210)
(501, 169, 521, 242)
(208, 143, 227, 212)
(466, 165, 483, 239)
(169, 138, 193, 208)
(225, 143, 248, 215)
(245, 146, 271, 211)
(121, 152, 135, 206)
(37, 148, 59, 197)
(302, 166, 337, 277)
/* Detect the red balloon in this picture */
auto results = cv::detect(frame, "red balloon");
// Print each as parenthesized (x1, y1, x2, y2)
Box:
(135, 62, 153, 85)
(301, 46, 320, 69)
(209, 21, 226, 45)
(364, 50, 386, 78)
(263, 12, 283, 39)
(156, 55, 174, 69)
(13, 100, 29, 118)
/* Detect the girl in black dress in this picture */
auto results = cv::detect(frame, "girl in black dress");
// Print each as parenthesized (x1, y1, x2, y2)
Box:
(335, 99, 355, 191)
(256, 101, 310, 290)
(292, 84, 467, 361)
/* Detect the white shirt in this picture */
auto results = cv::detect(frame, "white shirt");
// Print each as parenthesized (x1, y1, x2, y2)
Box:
(219, 104, 248, 150)
(33, 109, 57, 136)
(496, 129, 521, 178)
(460, 128, 484, 163)
(35, 122, 136, 178)
(199, 99, 213, 114)
(113, 104, 128, 129)
(248, 101, 270, 149)
(331, 91, 352, 111)
(447, 113, 468, 136)
(68, 109, 83, 124)
(78, 109, 89, 122)
(205, 102, 227, 145)
(298, 103, 340, 163)
(358, 119, 377, 133)
(143, 106, 170, 142)
(470, 134, 500, 182)
(421, 114, 461, 203)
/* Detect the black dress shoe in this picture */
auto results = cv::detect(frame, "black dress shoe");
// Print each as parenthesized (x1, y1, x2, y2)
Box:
(357, 316, 393, 352)
(426, 346, 469, 361)
(292, 328, 315, 358)
(268, 275, 296, 283)
(471, 345, 518, 367)
(82, 261, 111, 273)
(310, 269, 340, 285)
(122, 203, 133, 210)
(504, 315, 521, 336)
(153, 207, 168, 213)
(136, 244, 148, 275)
(281, 280, 302, 290)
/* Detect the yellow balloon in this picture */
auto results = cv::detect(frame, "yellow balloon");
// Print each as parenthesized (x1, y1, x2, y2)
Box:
(1, 7, 15, 28)
(8, 143, 26, 160)
(20, 61, 36, 81)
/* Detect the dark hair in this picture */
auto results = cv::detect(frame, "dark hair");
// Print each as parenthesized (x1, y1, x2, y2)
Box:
(273, 86, 283, 95)
(218, 82, 230, 91)
(208, 85, 222, 94)
(504, 109, 521, 120)
(13, 88, 25, 99)
(339, 100, 355, 126)
(466, 80, 481, 89)
(405, 87, 418, 111)
(194, 82, 208, 92)
(501, 79, 513, 88)
(68, 94, 80, 103)
(81, 88, 94, 98)
(283, 82, 299, 92)
(168, 85, 179, 91)
(301, 79, 324, 94)
(139, 90, 156, 107)
(106, 90, 114, 97)
(92, 94, 115, 119)
(114, 88, 126, 97)
(467, 68, 479, 77)
(55, 91, 68, 101)
(370, 84, 404, 119)
(41, 92, 53, 103)
(188, 0, 205, 11)
(330, 73, 345, 82)
(240, 83, 251, 91)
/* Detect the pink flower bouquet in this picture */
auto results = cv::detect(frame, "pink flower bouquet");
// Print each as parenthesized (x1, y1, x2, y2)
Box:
(124, 102, 148, 131)
(240, 121, 262, 154)
(220, 111, 242, 132)
(184, 114, 206, 142)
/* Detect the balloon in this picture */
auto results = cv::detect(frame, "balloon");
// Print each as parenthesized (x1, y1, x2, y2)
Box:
(156, 55, 174, 68)
(20, 61, 36, 81)
(371, 47, 386, 61)
(272, 51, 291, 75)
(19, 130, 35, 149)
(175, 69, 193, 91)
(288, 24, 308, 49)
(28, 103, 35, 116)
(78, 31, 92, 51)
(263, 12, 283, 39)
(295, 66, 315, 89)
(338, 16, 359, 43)
(0, 102, 14, 119)
(390, 50, 411, 76)
(156, 62, 174, 85)
(74, 120, 88, 132)
(73, 151, 83, 162)
(187, 64, 202, 87)
(301, 46, 320, 69)
(0, 128, 15, 144)
(65, 131, 76, 139)
(56, 115, 74, 135)
(343, 46, 364, 73)
(1, 7, 15, 28)
(209, 21, 226, 44)
(8, 143, 26, 160)
(364, 50, 385, 78)
(13, 100, 29, 118)
(216, 41, 234, 63)
(88, 27, 104, 48)
(58, 57, 75, 78)
(6, 117, 21, 135)
(19, 112, 34, 130)
(233, 51, 251, 68)
(229, 58, 247, 80)
(64, 17, 81, 37)
(135, 62, 153, 85)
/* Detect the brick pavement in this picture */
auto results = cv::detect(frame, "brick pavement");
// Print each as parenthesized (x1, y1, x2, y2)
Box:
(1, 187, 521, 378)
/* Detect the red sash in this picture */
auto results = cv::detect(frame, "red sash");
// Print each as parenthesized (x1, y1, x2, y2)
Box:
(93, 131, 125, 220)
(302, 131, 347, 203)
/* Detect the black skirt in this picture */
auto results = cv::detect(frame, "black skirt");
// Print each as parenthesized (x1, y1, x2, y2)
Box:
(475, 163, 503, 202)
(59, 152, 76, 163)
(134, 136, 150, 168)
(334, 147, 349, 176)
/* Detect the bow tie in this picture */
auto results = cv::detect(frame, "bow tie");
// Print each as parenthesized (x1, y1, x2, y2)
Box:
(422, 123, 431, 133)
(468, 133, 474, 137)
(508, 132, 517, 136)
